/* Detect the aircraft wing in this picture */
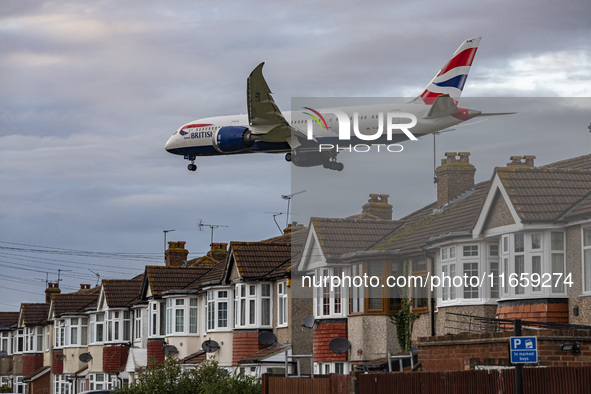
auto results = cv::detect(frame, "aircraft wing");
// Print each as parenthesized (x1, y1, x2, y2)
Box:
(247, 62, 308, 146)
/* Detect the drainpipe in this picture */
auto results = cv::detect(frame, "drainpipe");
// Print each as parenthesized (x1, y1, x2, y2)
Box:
(423, 250, 436, 337)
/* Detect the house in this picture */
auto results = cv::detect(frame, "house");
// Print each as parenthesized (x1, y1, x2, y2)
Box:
(294, 151, 591, 373)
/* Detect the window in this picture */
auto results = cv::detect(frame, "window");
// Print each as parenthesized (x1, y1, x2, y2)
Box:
(315, 362, 347, 375)
(206, 290, 231, 331)
(24, 327, 43, 352)
(165, 297, 198, 335)
(90, 313, 104, 344)
(463, 245, 479, 257)
(54, 321, 65, 348)
(134, 309, 142, 340)
(105, 311, 130, 343)
(348, 262, 401, 314)
(54, 374, 71, 394)
(149, 301, 166, 337)
(551, 232, 565, 293)
(277, 281, 288, 327)
(583, 227, 591, 293)
(314, 267, 347, 318)
(463, 262, 479, 299)
(1, 331, 11, 355)
(89, 373, 110, 390)
(67, 317, 88, 346)
(489, 244, 500, 299)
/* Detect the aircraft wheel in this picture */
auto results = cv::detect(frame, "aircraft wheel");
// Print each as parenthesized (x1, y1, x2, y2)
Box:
(188, 164, 197, 171)
(335, 162, 344, 171)
(285, 152, 292, 162)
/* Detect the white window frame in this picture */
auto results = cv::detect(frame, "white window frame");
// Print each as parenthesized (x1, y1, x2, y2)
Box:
(164, 297, 199, 335)
(24, 326, 43, 353)
(205, 289, 231, 332)
(582, 226, 591, 294)
(500, 231, 567, 298)
(234, 283, 272, 329)
(277, 281, 288, 327)
(314, 267, 347, 319)
(105, 310, 130, 343)
(315, 361, 347, 375)
(89, 373, 110, 390)
(149, 300, 166, 338)
(1, 331, 12, 355)
(54, 374, 71, 394)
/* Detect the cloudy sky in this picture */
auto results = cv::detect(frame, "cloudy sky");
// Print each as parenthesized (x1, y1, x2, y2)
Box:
(1, 0, 590, 310)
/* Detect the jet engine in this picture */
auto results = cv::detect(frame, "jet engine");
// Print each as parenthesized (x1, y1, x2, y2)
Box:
(213, 126, 254, 153)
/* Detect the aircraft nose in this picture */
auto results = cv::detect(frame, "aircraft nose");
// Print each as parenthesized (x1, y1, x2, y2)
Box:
(165, 134, 176, 152)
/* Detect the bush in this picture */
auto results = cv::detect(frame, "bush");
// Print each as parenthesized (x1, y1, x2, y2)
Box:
(116, 356, 261, 394)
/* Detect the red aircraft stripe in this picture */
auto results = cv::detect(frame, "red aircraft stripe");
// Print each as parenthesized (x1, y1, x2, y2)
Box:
(437, 47, 478, 76)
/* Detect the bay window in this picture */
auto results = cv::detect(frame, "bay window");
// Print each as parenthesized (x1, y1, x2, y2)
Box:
(500, 231, 568, 297)
(90, 313, 105, 344)
(234, 284, 272, 329)
(165, 297, 199, 335)
(583, 226, 591, 293)
(106, 310, 130, 343)
(24, 327, 43, 352)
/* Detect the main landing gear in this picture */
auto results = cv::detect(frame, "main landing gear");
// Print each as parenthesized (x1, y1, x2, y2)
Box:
(185, 155, 197, 171)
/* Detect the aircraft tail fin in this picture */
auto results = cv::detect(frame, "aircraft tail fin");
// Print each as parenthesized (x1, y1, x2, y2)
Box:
(413, 37, 481, 105)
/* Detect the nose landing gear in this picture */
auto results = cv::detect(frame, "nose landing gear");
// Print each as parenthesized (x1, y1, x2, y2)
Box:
(185, 155, 197, 171)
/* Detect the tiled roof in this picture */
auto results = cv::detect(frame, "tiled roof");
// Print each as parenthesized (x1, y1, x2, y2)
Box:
(230, 242, 292, 279)
(102, 275, 144, 308)
(181, 350, 207, 364)
(186, 261, 226, 289)
(496, 167, 591, 222)
(52, 286, 100, 317)
(541, 153, 591, 170)
(145, 266, 212, 296)
(21, 303, 50, 326)
(311, 218, 402, 261)
(0, 312, 19, 329)
(239, 344, 290, 364)
(262, 227, 307, 246)
(372, 182, 490, 253)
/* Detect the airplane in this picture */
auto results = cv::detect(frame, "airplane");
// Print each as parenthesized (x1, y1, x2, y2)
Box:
(165, 37, 510, 172)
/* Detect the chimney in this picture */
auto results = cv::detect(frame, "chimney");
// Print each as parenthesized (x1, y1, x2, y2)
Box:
(361, 194, 393, 220)
(207, 242, 228, 263)
(45, 282, 61, 304)
(506, 155, 536, 168)
(283, 222, 305, 234)
(165, 241, 189, 267)
(435, 152, 475, 206)
(80, 284, 91, 290)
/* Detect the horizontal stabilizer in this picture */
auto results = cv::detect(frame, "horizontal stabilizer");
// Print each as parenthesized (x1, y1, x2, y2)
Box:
(476, 112, 517, 116)
(423, 94, 461, 119)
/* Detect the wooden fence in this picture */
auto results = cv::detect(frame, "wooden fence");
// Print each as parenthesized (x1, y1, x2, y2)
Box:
(359, 366, 591, 394)
(264, 366, 591, 394)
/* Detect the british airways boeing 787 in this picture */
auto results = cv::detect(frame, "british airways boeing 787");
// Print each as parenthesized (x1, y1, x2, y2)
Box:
(165, 37, 508, 172)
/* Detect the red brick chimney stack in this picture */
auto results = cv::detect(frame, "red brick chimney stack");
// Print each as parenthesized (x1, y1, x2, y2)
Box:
(435, 152, 476, 207)
(45, 282, 61, 303)
(361, 194, 393, 220)
(165, 241, 189, 267)
(506, 155, 536, 167)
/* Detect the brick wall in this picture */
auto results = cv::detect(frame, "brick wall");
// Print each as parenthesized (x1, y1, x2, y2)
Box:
(233, 331, 267, 366)
(418, 329, 591, 372)
(497, 299, 569, 323)
(22, 353, 44, 376)
(28, 369, 50, 394)
(52, 350, 63, 375)
(147, 339, 166, 364)
(103, 344, 130, 373)
(313, 320, 347, 362)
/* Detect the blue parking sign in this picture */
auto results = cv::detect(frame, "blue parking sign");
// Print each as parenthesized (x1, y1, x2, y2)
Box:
(510, 336, 537, 364)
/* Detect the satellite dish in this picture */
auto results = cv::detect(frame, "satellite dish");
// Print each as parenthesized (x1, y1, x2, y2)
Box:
(302, 315, 314, 328)
(258, 332, 277, 346)
(0, 351, 7, 359)
(328, 337, 351, 354)
(54, 353, 67, 361)
(162, 345, 179, 356)
(202, 339, 220, 353)
(79, 353, 93, 363)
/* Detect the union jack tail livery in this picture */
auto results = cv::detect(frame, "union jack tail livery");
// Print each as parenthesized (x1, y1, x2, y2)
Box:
(415, 36, 481, 105)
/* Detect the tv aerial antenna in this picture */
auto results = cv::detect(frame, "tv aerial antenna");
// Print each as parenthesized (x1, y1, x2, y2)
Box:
(89, 269, 101, 286)
(264, 212, 285, 234)
(198, 219, 229, 246)
(281, 190, 306, 228)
